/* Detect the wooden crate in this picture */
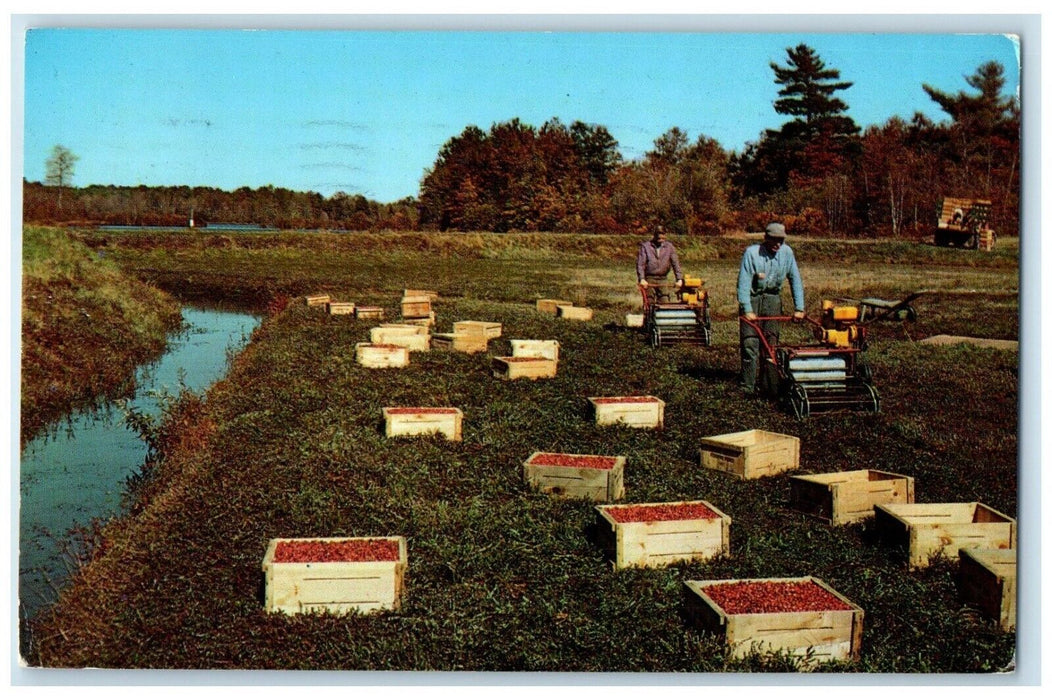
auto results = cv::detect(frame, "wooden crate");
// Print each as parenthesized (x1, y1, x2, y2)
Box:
(377, 323, 429, 335)
(401, 312, 436, 327)
(452, 320, 502, 339)
(262, 536, 407, 615)
(369, 326, 430, 351)
(492, 356, 557, 380)
(382, 407, 462, 441)
(624, 313, 645, 328)
(684, 576, 864, 667)
(958, 547, 1016, 631)
(536, 298, 573, 314)
(523, 451, 625, 501)
(557, 305, 593, 321)
(588, 396, 665, 429)
(355, 342, 409, 368)
(509, 339, 560, 361)
(595, 500, 731, 570)
(305, 293, 331, 307)
(404, 289, 438, 301)
(874, 502, 1017, 568)
(699, 430, 800, 479)
(326, 301, 356, 315)
(789, 469, 915, 525)
(431, 332, 488, 354)
(355, 305, 385, 320)
(401, 295, 432, 319)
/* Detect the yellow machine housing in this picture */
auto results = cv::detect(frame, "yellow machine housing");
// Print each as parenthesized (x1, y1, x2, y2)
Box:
(680, 277, 706, 307)
(819, 301, 865, 348)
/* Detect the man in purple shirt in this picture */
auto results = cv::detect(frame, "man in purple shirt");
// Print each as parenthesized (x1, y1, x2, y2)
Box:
(636, 227, 683, 303)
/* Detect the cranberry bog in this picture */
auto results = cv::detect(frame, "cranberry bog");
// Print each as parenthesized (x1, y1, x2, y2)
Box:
(28, 230, 1019, 672)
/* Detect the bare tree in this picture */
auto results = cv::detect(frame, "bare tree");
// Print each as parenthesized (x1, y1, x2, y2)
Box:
(45, 144, 79, 211)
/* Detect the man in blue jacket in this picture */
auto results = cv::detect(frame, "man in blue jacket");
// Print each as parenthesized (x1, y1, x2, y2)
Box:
(736, 222, 806, 396)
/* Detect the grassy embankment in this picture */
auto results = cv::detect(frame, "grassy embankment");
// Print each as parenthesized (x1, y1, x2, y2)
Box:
(29, 228, 1018, 671)
(20, 226, 183, 445)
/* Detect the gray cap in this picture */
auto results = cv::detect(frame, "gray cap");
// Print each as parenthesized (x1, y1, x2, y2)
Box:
(765, 222, 787, 239)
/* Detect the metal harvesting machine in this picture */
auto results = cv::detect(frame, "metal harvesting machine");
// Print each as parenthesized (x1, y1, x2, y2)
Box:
(741, 300, 880, 419)
(640, 276, 712, 348)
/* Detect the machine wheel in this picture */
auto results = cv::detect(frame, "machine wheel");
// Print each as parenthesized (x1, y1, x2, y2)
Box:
(897, 306, 917, 322)
(787, 383, 810, 420)
(857, 362, 873, 383)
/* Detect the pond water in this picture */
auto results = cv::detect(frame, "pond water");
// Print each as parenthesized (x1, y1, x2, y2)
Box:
(18, 306, 261, 625)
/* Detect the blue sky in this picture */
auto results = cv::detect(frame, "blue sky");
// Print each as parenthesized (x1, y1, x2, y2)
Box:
(21, 25, 1021, 203)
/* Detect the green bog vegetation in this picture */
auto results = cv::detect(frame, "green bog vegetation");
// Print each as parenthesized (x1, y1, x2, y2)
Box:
(25, 228, 1018, 672)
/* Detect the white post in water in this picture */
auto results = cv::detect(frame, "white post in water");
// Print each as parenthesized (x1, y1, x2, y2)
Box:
(189, 207, 195, 228)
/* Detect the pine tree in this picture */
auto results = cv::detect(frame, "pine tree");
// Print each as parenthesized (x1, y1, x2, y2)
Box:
(771, 44, 859, 141)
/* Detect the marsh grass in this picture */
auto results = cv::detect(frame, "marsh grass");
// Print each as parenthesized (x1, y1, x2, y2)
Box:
(27, 228, 1018, 672)
(20, 227, 183, 444)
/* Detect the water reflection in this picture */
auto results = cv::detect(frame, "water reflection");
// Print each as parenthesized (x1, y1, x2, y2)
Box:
(19, 306, 261, 624)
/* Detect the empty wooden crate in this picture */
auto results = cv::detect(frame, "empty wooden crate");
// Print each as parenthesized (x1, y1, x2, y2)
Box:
(589, 396, 665, 429)
(509, 339, 560, 361)
(684, 576, 864, 667)
(453, 321, 502, 339)
(355, 305, 385, 320)
(536, 298, 573, 314)
(262, 536, 407, 615)
(382, 407, 463, 441)
(699, 430, 800, 479)
(305, 293, 331, 307)
(327, 301, 355, 315)
(595, 500, 731, 570)
(369, 326, 430, 351)
(958, 547, 1016, 631)
(401, 295, 432, 319)
(523, 451, 625, 501)
(431, 332, 488, 354)
(355, 343, 409, 368)
(789, 469, 915, 525)
(874, 502, 1016, 568)
(492, 356, 557, 380)
(557, 305, 593, 321)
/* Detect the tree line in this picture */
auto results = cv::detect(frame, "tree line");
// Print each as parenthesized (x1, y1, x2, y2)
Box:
(25, 46, 1020, 238)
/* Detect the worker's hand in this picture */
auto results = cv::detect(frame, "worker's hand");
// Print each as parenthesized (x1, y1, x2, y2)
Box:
(675, 279, 684, 289)
(744, 312, 758, 321)
(792, 310, 806, 322)
(638, 280, 648, 288)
